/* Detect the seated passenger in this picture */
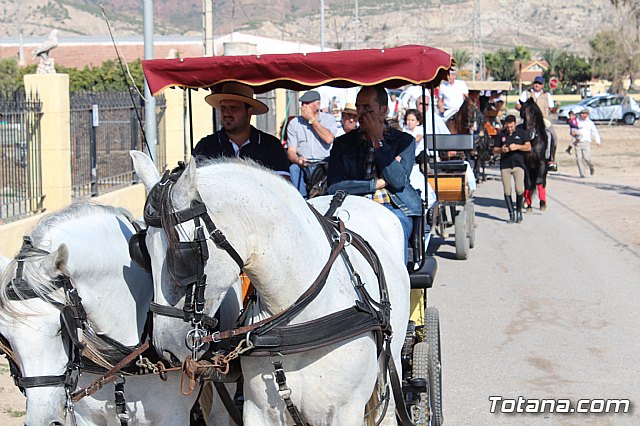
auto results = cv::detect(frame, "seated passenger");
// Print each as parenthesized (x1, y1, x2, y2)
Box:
(327, 85, 421, 263)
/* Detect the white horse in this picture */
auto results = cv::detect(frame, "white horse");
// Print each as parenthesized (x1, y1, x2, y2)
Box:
(0, 204, 202, 425)
(131, 151, 411, 425)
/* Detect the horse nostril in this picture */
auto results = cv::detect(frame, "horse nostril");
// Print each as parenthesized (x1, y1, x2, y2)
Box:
(49, 422, 64, 426)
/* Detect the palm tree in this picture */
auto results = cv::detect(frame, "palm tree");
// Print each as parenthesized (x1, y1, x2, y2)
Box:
(542, 48, 561, 76)
(452, 48, 472, 70)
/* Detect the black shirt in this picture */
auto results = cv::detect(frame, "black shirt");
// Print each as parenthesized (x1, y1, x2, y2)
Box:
(494, 127, 532, 170)
(192, 126, 290, 176)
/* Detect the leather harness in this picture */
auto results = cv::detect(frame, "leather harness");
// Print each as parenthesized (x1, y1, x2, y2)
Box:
(132, 163, 418, 425)
(1, 236, 162, 426)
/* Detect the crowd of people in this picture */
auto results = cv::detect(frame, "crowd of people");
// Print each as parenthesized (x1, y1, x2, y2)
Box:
(193, 75, 604, 245)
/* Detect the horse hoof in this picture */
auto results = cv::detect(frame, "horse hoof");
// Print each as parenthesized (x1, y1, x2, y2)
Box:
(525, 206, 533, 214)
(540, 201, 547, 211)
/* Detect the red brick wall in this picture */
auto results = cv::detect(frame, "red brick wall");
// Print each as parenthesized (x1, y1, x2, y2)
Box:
(1, 43, 205, 68)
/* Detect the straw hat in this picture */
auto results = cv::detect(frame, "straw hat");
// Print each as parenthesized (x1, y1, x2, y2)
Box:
(342, 102, 357, 114)
(205, 82, 268, 115)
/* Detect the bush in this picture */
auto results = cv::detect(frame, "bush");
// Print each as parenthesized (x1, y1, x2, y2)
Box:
(0, 58, 144, 93)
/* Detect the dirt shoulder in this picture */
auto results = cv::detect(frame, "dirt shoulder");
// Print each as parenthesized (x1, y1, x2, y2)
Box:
(549, 121, 640, 250)
(0, 359, 25, 425)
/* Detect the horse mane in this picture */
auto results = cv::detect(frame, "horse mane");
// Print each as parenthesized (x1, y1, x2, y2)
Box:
(448, 97, 475, 134)
(520, 98, 548, 161)
(0, 203, 134, 316)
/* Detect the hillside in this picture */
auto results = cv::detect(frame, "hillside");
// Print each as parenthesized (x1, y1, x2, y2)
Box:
(0, 0, 619, 56)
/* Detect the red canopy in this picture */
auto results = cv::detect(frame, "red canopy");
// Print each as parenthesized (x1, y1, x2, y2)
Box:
(142, 45, 454, 96)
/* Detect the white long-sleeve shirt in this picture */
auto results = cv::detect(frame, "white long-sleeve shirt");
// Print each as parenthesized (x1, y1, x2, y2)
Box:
(577, 117, 601, 144)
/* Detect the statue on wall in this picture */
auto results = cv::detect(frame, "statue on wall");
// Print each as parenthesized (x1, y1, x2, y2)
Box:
(33, 29, 59, 74)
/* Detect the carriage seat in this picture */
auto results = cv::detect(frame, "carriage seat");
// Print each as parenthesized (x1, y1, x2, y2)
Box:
(409, 255, 437, 289)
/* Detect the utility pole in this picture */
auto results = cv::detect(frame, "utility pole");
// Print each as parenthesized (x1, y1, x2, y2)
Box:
(472, 0, 478, 80)
(203, 0, 214, 56)
(143, 0, 157, 163)
(355, 0, 359, 49)
(320, 0, 325, 51)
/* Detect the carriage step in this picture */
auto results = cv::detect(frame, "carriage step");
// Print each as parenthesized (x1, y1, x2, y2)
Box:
(410, 256, 437, 289)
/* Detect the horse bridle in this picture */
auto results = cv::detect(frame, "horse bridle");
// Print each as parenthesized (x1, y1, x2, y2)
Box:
(130, 165, 233, 358)
(0, 236, 87, 417)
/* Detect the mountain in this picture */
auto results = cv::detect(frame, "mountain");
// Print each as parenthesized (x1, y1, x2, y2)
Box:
(0, 0, 619, 57)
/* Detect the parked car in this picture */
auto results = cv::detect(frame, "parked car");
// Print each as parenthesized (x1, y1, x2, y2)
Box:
(558, 94, 640, 125)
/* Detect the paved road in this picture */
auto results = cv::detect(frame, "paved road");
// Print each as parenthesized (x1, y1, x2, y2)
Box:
(428, 171, 640, 425)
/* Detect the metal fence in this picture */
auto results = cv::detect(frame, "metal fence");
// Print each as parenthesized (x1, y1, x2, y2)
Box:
(0, 90, 43, 223)
(70, 91, 166, 199)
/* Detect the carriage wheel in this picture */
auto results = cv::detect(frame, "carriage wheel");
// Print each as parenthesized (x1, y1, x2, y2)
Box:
(454, 209, 469, 260)
(411, 342, 432, 425)
(466, 202, 476, 249)
(426, 307, 443, 426)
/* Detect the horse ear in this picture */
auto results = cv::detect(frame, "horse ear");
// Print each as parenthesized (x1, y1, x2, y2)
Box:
(170, 156, 198, 208)
(130, 150, 161, 192)
(41, 244, 70, 278)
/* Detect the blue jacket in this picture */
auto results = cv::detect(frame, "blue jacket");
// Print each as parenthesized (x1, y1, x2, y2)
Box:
(327, 127, 422, 216)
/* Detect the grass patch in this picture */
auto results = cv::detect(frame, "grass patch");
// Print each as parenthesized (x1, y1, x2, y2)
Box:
(2, 408, 26, 418)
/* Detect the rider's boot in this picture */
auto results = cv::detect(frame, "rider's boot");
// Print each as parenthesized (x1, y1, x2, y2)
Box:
(504, 195, 515, 224)
(515, 194, 524, 223)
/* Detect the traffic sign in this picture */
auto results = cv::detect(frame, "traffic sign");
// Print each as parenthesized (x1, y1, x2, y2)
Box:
(549, 77, 559, 90)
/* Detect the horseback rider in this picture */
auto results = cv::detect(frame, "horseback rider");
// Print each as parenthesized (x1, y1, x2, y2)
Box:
(437, 70, 469, 120)
(516, 76, 557, 211)
(516, 76, 558, 166)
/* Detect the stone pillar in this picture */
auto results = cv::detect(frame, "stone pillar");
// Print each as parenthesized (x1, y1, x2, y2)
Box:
(23, 74, 71, 212)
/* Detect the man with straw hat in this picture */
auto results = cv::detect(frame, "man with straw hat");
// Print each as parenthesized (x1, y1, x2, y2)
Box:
(193, 82, 290, 178)
(336, 102, 359, 137)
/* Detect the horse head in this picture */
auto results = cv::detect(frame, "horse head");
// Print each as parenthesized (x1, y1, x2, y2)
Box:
(0, 245, 75, 426)
(446, 97, 477, 135)
(131, 151, 246, 364)
(0, 205, 157, 425)
(519, 97, 548, 161)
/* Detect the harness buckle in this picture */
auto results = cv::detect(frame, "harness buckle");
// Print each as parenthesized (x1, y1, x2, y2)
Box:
(332, 231, 352, 246)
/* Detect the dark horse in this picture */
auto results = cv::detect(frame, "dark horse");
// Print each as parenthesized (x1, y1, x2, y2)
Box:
(445, 97, 488, 181)
(519, 98, 549, 211)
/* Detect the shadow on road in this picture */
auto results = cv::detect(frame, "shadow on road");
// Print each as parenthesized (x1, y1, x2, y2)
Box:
(549, 174, 640, 197)
(473, 196, 505, 209)
(427, 236, 462, 260)
(476, 211, 506, 222)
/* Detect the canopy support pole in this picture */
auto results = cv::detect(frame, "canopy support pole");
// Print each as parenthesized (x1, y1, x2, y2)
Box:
(189, 89, 194, 153)
(429, 82, 439, 198)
